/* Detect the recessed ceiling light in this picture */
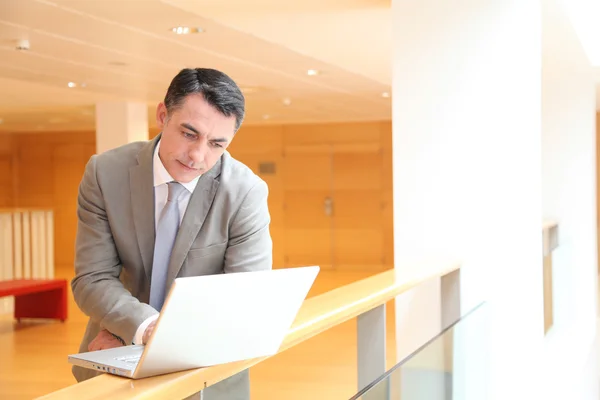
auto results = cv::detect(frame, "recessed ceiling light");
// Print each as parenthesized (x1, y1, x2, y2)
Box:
(262, 114, 270, 120)
(67, 82, 76, 88)
(15, 39, 30, 51)
(307, 69, 319, 76)
(171, 26, 204, 35)
(381, 92, 390, 98)
(282, 98, 292, 106)
(240, 86, 258, 94)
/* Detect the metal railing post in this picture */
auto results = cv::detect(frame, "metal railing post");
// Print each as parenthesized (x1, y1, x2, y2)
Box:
(357, 304, 388, 399)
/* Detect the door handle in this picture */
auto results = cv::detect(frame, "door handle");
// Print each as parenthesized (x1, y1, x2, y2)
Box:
(324, 197, 333, 216)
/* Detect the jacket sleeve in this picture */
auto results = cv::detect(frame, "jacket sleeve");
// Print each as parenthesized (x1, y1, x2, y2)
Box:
(71, 155, 158, 344)
(224, 179, 273, 273)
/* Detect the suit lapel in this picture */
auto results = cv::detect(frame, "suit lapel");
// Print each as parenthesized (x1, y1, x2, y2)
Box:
(130, 135, 160, 281)
(165, 157, 222, 289)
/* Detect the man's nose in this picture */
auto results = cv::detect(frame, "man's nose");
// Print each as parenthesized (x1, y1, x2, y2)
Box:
(188, 142, 207, 165)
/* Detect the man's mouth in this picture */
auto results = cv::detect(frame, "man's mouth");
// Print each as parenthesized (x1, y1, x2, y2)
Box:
(178, 160, 198, 171)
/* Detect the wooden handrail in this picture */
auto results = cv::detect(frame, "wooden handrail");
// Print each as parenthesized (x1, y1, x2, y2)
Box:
(37, 262, 461, 400)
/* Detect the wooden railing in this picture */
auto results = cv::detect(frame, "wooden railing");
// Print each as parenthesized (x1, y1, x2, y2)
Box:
(0, 208, 54, 315)
(34, 222, 557, 399)
(37, 262, 462, 400)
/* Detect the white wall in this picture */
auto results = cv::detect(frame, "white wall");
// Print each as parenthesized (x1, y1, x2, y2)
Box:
(391, 0, 598, 397)
(541, 0, 598, 398)
(95, 101, 149, 154)
(391, 1, 544, 399)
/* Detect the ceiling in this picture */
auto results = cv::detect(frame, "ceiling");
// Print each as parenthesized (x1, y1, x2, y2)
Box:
(0, 0, 597, 133)
(0, 0, 392, 132)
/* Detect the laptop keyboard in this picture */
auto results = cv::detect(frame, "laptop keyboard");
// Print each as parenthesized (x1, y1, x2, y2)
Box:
(114, 355, 141, 364)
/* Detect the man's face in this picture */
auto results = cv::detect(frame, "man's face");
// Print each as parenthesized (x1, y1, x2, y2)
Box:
(156, 93, 237, 183)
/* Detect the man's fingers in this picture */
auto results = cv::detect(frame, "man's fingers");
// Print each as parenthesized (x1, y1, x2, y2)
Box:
(88, 329, 112, 351)
(88, 337, 98, 351)
(89, 330, 103, 350)
(142, 320, 157, 344)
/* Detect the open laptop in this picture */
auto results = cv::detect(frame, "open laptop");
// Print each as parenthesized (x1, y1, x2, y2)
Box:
(68, 266, 319, 379)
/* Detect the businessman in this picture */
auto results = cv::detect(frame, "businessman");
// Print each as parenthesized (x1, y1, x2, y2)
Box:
(71, 68, 273, 400)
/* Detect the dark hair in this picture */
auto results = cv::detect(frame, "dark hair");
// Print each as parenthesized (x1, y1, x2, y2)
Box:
(164, 68, 245, 131)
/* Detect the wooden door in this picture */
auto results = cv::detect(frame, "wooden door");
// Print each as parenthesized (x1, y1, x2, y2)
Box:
(282, 145, 333, 270)
(331, 145, 385, 270)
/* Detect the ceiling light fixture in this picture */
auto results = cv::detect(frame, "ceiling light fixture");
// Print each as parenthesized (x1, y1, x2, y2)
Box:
(171, 26, 204, 35)
(282, 98, 292, 106)
(15, 39, 30, 51)
(381, 92, 390, 98)
(262, 114, 270, 120)
(240, 86, 258, 94)
(307, 69, 319, 76)
(67, 82, 76, 88)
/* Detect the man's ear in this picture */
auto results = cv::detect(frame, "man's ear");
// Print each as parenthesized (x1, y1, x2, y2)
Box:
(156, 102, 168, 129)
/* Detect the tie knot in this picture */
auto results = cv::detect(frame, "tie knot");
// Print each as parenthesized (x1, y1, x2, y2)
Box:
(167, 182, 186, 202)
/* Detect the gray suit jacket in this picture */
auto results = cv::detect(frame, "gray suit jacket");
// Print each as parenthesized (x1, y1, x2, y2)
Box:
(71, 134, 272, 399)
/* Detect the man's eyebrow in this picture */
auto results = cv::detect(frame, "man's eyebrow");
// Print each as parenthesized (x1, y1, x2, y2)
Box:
(180, 123, 199, 134)
(211, 137, 229, 143)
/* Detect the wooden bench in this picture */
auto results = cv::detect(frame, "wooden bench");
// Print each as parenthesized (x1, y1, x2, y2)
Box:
(0, 279, 68, 322)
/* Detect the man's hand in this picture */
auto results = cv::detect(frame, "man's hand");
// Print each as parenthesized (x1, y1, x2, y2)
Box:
(142, 320, 157, 344)
(88, 329, 125, 351)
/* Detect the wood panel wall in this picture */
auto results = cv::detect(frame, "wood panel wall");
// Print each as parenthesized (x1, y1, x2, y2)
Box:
(0, 131, 97, 268)
(229, 121, 393, 271)
(0, 120, 393, 273)
(0, 135, 16, 207)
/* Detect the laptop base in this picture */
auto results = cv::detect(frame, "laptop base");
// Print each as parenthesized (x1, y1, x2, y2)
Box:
(68, 345, 143, 378)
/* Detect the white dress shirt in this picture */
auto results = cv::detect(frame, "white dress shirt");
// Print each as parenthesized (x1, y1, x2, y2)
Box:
(132, 139, 201, 344)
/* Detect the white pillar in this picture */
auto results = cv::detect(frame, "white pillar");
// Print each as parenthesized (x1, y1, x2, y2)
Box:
(541, 0, 598, 398)
(391, 1, 543, 400)
(95, 102, 149, 154)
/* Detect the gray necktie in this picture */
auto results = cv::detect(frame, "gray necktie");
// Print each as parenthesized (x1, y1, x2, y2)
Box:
(149, 181, 186, 310)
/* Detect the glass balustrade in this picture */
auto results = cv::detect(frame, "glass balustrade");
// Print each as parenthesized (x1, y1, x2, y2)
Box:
(350, 302, 490, 400)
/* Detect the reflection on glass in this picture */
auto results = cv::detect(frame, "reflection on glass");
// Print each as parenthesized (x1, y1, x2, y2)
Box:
(350, 302, 490, 400)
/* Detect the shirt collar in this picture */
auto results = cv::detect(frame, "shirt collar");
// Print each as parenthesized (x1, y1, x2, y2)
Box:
(153, 138, 200, 193)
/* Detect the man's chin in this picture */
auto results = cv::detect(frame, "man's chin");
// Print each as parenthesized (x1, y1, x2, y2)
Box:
(173, 172, 200, 183)
(173, 163, 203, 182)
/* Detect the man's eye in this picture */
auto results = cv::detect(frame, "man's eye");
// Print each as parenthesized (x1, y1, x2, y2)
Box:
(210, 142, 223, 148)
(183, 132, 195, 139)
